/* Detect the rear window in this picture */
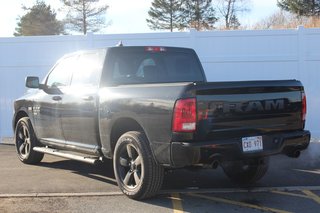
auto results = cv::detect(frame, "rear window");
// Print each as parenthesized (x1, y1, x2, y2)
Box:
(105, 47, 205, 85)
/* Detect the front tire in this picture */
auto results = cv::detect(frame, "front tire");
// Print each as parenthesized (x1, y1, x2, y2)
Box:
(113, 131, 164, 200)
(15, 117, 44, 164)
(221, 157, 269, 185)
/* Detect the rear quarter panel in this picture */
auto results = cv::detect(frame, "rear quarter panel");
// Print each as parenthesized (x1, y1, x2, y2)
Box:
(98, 82, 191, 165)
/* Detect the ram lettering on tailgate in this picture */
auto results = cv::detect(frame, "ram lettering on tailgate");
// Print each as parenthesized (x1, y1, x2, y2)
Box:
(208, 99, 285, 114)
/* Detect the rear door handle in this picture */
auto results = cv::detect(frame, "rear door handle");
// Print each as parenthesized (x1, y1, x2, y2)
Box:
(82, 96, 94, 101)
(52, 96, 62, 101)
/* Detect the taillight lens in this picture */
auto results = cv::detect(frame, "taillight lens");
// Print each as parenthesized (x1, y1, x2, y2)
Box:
(302, 91, 307, 121)
(172, 98, 196, 132)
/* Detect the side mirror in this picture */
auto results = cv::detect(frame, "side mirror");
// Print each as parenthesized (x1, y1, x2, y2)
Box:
(25, 76, 40, 89)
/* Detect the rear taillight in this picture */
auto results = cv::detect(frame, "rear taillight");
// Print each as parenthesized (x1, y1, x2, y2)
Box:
(302, 91, 307, 121)
(172, 98, 196, 132)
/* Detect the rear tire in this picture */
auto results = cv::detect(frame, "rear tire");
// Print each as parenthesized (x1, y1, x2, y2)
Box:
(14, 117, 44, 164)
(221, 157, 269, 185)
(113, 131, 164, 200)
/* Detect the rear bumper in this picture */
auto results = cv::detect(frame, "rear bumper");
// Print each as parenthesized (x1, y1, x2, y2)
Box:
(170, 130, 310, 168)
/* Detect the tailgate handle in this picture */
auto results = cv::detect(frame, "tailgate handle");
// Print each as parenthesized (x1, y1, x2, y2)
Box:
(52, 96, 62, 101)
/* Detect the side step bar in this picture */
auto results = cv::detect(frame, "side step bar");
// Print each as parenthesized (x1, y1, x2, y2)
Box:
(33, 147, 101, 165)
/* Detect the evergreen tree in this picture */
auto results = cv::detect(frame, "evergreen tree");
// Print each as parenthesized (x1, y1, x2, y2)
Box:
(181, 0, 218, 30)
(61, 0, 109, 34)
(14, 1, 64, 36)
(146, 0, 183, 32)
(229, 14, 240, 29)
(278, 0, 320, 17)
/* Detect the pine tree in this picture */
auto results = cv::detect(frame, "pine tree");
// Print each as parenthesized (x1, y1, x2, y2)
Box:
(181, 0, 218, 30)
(229, 14, 240, 29)
(61, 0, 110, 34)
(278, 0, 320, 17)
(146, 0, 183, 32)
(14, 1, 64, 36)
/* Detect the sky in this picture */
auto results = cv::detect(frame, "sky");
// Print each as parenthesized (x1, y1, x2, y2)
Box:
(0, 0, 279, 37)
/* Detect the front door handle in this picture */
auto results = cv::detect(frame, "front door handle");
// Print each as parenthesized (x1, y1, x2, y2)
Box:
(52, 96, 62, 101)
(82, 96, 94, 101)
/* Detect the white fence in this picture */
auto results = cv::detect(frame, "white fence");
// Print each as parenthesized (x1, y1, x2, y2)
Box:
(0, 26, 319, 139)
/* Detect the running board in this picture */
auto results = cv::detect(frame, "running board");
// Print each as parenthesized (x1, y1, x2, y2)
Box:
(33, 147, 101, 165)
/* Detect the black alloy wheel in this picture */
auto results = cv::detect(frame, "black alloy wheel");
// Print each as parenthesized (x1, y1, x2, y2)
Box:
(113, 131, 164, 200)
(118, 143, 143, 189)
(15, 117, 44, 164)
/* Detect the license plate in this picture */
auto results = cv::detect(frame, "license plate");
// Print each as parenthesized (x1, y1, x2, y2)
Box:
(242, 136, 263, 152)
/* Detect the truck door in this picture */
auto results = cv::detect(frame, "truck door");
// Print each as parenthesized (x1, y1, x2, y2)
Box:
(33, 55, 75, 144)
(60, 50, 106, 154)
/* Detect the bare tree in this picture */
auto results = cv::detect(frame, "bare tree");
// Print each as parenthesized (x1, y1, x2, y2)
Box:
(253, 10, 320, 29)
(215, 0, 250, 29)
(61, 0, 110, 34)
(253, 10, 291, 29)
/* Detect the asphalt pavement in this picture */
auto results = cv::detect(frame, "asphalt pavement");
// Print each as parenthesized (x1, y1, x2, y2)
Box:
(1, 139, 320, 213)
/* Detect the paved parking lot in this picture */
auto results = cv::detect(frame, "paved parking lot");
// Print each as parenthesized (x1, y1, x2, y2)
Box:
(1, 139, 320, 213)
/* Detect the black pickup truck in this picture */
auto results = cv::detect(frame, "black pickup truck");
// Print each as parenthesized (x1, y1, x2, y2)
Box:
(13, 46, 310, 199)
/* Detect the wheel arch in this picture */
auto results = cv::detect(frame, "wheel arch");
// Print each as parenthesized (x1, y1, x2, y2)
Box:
(110, 117, 153, 159)
(13, 109, 29, 131)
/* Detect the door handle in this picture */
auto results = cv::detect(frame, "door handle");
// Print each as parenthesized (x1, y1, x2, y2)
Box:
(52, 96, 62, 101)
(82, 96, 94, 101)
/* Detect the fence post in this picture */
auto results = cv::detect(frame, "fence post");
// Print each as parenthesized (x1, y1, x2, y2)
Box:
(188, 28, 197, 50)
(86, 32, 94, 48)
(0, 98, 2, 143)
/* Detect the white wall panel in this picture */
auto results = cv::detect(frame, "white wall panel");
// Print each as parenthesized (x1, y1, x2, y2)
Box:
(0, 27, 319, 138)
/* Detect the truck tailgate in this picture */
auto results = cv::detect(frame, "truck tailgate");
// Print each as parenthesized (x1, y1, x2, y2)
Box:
(194, 80, 304, 140)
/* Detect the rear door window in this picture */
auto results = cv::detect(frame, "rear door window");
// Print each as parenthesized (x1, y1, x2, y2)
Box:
(71, 50, 106, 87)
